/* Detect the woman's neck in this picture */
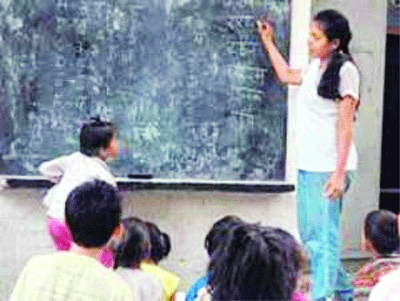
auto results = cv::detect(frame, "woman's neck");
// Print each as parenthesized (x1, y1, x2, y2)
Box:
(319, 54, 332, 72)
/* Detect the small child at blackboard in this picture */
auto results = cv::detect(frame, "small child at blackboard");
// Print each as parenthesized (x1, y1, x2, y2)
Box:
(39, 116, 119, 267)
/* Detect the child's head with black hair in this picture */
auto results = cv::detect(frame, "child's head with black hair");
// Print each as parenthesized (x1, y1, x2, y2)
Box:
(80, 116, 118, 160)
(309, 9, 356, 100)
(65, 180, 122, 248)
(363, 210, 400, 255)
(204, 215, 243, 257)
(208, 224, 302, 300)
(145, 221, 171, 264)
(113, 217, 151, 270)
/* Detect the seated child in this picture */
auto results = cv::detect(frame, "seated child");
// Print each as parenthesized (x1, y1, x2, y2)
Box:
(114, 217, 165, 301)
(352, 210, 400, 298)
(10, 180, 132, 301)
(186, 215, 244, 301)
(197, 224, 303, 301)
(369, 267, 400, 300)
(39, 117, 118, 267)
(141, 221, 180, 301)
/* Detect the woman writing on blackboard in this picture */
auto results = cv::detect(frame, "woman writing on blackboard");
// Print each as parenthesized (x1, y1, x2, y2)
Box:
(258, 10, 360, 300)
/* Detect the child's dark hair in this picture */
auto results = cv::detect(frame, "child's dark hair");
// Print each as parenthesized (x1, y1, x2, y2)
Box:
(208, 224, 301, 300)
(314, 9, 355, 100)
(204, 215, 243, 257)
(145, 221, 171, 264)
(80, 116, 116, 156)
(364, 210, 400, 255)
(114, 217, 150, 270)
(65, 180, 122, 248)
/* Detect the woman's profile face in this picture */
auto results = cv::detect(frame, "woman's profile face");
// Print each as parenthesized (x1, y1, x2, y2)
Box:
(308, 21, 338, 60)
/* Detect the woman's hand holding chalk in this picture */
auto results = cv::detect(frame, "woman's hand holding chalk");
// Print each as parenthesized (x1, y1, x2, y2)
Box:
(257, 20, 274, 42)
(256, 20, 265, 30)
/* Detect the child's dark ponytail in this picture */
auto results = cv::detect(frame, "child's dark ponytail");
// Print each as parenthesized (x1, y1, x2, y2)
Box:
(314, 10, 354, 100)
(145, 222, 172, 264)
(161, 232, 171, 259)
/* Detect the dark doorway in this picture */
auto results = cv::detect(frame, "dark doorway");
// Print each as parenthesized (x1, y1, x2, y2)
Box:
(379, 33, 400, 214)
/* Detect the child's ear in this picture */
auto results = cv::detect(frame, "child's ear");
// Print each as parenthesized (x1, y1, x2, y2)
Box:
(98, 147, 108, 160)
(365, 239, 375, 253)
(361, 234, 374, 253)
(360, 226, 368, 251)
(112, 223, 125, 242)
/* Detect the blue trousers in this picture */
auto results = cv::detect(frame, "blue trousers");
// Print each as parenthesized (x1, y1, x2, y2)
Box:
(297, 170, 354, 300)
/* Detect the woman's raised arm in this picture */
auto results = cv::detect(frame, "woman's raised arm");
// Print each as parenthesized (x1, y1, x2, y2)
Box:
(257, 21, 302, 86)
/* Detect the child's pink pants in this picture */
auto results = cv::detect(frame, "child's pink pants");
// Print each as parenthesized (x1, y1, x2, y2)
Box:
(46, 217, 114, 268)
(292, 291, 309, 301)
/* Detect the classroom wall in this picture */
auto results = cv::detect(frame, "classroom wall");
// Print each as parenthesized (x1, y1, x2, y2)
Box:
(0, 187, 298, 295)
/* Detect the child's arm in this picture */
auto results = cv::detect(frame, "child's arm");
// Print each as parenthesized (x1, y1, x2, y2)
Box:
(257, 21, 302, 85)
(38, 155, 69, 183)
(194, 287, 212, 301)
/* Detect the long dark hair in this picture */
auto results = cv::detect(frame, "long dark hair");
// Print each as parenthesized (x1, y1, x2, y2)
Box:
(208, 224, 301, 300)
(314, 10, 354, 100)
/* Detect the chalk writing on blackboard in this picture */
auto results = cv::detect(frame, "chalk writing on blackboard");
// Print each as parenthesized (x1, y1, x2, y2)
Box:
(0, 0, 290, 181)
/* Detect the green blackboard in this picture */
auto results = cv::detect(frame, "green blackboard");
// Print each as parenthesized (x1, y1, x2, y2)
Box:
(0, 0, 291, 181)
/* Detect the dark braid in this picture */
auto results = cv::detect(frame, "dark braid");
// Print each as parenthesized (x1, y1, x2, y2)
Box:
(318, 53, 352, 100)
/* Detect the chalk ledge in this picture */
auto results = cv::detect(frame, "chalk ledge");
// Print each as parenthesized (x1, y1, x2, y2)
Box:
(1, 175, 295, 193)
